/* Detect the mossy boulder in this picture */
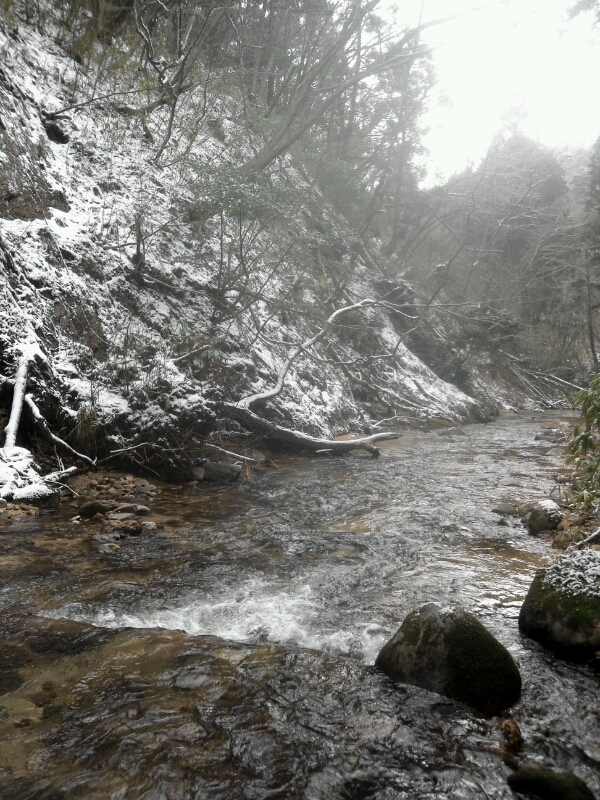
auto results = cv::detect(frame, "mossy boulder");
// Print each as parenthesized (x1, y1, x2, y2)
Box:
(375, 604, 521, 716)
(527, 500, 563, 535)
(519, 550, 600, 662)
(507, 766, 596, 800)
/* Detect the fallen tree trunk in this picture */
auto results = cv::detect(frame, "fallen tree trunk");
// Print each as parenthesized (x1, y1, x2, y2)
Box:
(225, 404, 398, 457)
(4, 350, 31, 450)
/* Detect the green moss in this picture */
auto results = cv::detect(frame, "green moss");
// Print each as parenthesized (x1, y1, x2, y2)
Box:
(445, 615, 521, 716)
(519, 574, 600, 659)
(507, 767, 595, 800)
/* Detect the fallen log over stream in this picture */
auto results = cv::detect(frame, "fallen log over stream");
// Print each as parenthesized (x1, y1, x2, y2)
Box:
(224, 404, 398, 457)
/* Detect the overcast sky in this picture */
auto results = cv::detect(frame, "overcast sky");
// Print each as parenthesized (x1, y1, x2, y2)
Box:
(382, 0, 600, 182)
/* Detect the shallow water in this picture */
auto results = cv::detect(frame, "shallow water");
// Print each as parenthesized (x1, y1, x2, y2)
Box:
(0, 411, 598, 799)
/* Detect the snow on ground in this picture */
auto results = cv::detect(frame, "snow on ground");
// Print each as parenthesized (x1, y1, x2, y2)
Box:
(0, 0, 483, 481)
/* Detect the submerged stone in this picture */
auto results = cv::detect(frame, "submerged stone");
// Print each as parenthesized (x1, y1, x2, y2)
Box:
(507, 767, 596, 800)
(375, 604, 521, 716)
(79, 499, 119, 517)
(519, 550, 600, 661)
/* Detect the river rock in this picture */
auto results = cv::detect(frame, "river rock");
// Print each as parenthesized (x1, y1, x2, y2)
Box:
(202, 461, 242, 482)
(519, 549, 600, 661)
(79, 499, 119, 517)
(191, 466, 205, 481)
(134, 483, 157, 495)
(492, 502, 519, 516)
(507, 767, 596, 800)
(375, 604, 521, 716)
(140, 521, 157, 534)
(527, 500, 563, 535)
(113, 503, 137, 514)
(106, 519, 142, 535)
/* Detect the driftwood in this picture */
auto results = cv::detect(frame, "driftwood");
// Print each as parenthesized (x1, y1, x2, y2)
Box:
(225, 404, 398, 457)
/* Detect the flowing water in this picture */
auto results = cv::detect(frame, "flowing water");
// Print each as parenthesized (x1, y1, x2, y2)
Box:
(0, 412, 599, 799)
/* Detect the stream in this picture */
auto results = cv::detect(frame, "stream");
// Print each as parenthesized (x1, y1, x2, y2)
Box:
(0, 411, 599, 799)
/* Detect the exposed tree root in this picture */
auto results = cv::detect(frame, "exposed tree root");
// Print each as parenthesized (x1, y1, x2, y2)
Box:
(24, 395, 96, 468)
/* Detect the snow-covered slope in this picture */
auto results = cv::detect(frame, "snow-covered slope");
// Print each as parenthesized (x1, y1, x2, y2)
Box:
(0, 2, 482, 479)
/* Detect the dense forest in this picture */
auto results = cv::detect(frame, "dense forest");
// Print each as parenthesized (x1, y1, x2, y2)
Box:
(1, 0, 600, 495)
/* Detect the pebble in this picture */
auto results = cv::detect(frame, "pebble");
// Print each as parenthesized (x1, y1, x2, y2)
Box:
(140, 521, 157, 534)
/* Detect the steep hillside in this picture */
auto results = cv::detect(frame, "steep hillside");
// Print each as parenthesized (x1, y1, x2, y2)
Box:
(0, 1, 487, 493)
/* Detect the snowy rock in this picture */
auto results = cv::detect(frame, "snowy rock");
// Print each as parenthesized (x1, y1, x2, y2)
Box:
(527, 499, 563, 535)
(0, 447, 57, 503)
(375, 604, 521, 716)
(519, 550, 600, 661)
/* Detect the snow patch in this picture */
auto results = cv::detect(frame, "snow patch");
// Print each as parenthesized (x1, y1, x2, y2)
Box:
(542, 550, 600, 599)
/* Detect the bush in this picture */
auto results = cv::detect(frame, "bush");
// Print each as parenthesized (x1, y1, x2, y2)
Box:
(567, 374, 600, 506)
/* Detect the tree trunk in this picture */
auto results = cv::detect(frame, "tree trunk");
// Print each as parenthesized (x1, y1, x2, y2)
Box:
(586, 261, 599, 372)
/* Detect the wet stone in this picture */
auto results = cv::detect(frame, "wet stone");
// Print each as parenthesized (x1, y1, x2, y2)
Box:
(134, 484, 157, 494)
(113, 503, 137, 514)
(528, 500, 564, 535)
(375, 603, 522, 716)
(79, 499, 119, 517)
(140, 521, 157, 534)
(492, 503, 519, 515)
(507, 767, 596, 800)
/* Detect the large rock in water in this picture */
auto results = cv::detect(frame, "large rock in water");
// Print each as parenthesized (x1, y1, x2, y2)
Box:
(519, 549, 600, 661)
(375, 604, 521, 716)
(507, 767, 596, 800)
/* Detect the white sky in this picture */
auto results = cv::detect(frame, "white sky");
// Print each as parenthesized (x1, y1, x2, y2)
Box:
(382, 0, 600, 182)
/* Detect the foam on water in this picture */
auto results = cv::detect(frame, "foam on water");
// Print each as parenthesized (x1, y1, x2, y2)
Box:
(47, 578, 389, 663)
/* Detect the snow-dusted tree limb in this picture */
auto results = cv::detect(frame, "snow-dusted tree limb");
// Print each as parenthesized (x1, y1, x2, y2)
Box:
(205, 443, 257, 462)
(24, 395, 96, 468)
(237, 298, 379, 410)
(224, 405, 397, 458)
(3, 331, 46, 450)
(43, 466, 78, 484)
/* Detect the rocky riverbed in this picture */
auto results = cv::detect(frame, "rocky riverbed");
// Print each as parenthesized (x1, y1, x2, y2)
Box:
(0, 411, 599, 799)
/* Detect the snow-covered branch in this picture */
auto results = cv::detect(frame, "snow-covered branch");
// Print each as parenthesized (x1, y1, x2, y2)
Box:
(237, 298, 378, 410)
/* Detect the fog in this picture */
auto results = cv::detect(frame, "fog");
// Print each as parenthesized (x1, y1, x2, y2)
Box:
(385, 0, 600, 179)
